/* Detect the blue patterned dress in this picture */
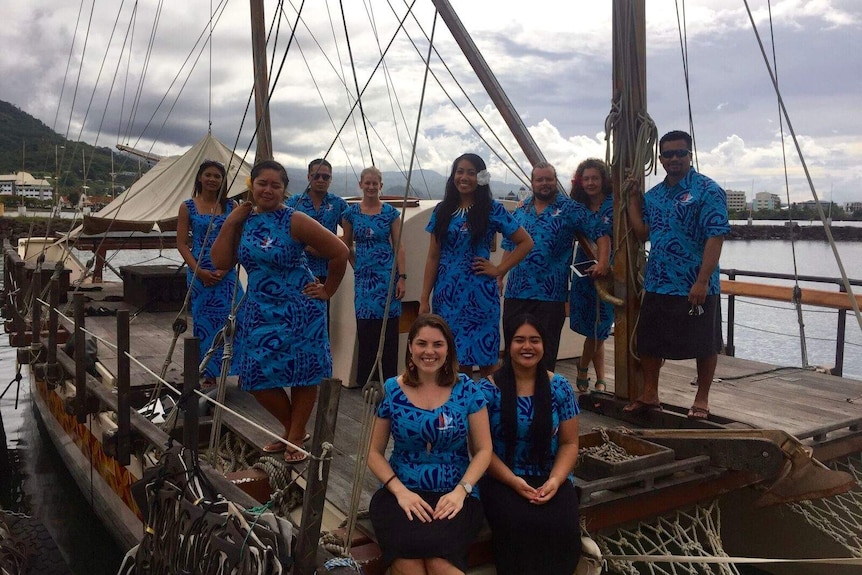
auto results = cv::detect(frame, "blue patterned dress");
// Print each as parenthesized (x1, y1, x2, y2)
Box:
(342, 203, 401, 319)
(426, 201, 520, 367)
(235, 207, 331, 390)
(377, 373, 487, 492)
(286, 192, 348, 279)
(569, 195, 615, 340)
(479, 374, 579, 477)
(184, 198, 243, 378)
(478, 374, 581, 575)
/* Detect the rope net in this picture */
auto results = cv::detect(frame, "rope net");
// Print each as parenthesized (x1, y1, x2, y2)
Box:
(595, 500, 740, 575)
(787, 453, 862, 557)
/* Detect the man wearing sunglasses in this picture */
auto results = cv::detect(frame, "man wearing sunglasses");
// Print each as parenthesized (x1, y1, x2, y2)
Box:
(287, 158, 349, 289)
(625, 130, 730, 420)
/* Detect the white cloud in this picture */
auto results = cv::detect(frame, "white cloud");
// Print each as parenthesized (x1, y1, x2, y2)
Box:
(0, 0, 859, 203)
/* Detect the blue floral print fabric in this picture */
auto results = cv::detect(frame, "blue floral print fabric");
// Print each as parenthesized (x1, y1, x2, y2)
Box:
(286, 192, 348, 278)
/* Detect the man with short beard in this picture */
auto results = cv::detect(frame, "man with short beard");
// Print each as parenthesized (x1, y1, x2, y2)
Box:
(499, 161, 610, 370)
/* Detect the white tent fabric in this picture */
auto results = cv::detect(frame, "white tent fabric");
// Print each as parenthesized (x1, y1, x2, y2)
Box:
(79, 133, 252, 235)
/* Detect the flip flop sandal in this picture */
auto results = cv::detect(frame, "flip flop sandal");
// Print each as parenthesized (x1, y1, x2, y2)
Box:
(284, 449, 308, 464)
(687, 406, 710, 420)
(262, 433, 311, 454)
(576, 366, 590, 392)
(623, 400, 663, 415)
(594, 380, 607, 392)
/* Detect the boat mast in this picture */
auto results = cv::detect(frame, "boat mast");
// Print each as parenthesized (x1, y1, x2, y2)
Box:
(431, 0, 545, 166)
(611, 0, 647, 401)
(250, 0, 273, 162)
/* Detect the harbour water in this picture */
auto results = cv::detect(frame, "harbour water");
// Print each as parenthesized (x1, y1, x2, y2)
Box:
(1, 239, 860, 574)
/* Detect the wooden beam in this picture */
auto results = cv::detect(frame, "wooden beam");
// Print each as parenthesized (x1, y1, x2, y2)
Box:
(721, 279, 862, 310)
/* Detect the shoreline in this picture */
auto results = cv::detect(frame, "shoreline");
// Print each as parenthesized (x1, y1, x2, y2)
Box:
(1, 217, 861, 244)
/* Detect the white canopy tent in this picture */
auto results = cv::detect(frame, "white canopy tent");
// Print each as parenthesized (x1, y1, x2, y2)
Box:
(78, 133, 252, 235)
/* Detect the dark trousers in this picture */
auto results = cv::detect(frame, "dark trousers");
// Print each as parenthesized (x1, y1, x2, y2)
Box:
(502, 299, 566, 370)
(356, 318, 400, 387)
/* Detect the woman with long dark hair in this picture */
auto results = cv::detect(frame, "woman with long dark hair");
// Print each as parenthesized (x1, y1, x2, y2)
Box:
(176, 159, 243, 388)
(478, 314, 581, 575)
(419, 153, 533, 377)
(569, 158, 614, 392)
(368, 314, 492, 574)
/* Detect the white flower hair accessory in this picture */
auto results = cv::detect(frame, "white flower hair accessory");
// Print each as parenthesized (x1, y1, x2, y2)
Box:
(476, 169, 491, 186)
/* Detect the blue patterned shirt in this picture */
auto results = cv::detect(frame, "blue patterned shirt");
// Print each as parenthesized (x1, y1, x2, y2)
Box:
(342, 203, 402, 319)
(286, 191, 348, 278)
(503, 194, 596, 302)
(377, 374, 487, 494)
(479, 374, 578, 478)
(643, 168, 730, 296)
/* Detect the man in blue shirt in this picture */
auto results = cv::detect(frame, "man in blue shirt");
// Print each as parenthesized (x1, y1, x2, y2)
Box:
(286, 158, 349, 284)
(626, 130, 730, 419)
(500, 161, 610, 370)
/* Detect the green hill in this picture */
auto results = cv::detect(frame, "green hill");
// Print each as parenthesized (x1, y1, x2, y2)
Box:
(0, 100, 145, 197)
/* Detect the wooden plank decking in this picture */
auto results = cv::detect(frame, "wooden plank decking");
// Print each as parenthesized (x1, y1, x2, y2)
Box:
(76, 291, 862, 520)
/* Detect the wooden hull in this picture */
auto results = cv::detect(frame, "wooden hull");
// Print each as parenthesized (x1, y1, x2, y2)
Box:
(29, 375, 144, 550)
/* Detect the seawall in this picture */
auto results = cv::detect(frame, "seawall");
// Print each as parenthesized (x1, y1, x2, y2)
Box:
(727, 224, 862, 242)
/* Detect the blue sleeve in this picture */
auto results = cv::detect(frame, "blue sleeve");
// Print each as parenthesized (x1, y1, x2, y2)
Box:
(491, 201, 521, 238)
(336, 196, 349, 219)
(425, 205, 439, 233)
(342, 204, 355, 226)
(376, 377, 398, 419)
(285, 194, 299, 208)
(500, 208, 524, 251)
(463, 377, 488, 414)
(552, 374, 579, 420)
(385, 203, 400, 226)
(699, 179, 731, 238)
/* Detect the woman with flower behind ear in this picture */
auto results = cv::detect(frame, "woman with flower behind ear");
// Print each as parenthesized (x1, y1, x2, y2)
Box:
(419, 153, 533, 378)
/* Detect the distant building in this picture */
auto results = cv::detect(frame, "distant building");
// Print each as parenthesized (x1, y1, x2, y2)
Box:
(844, 201, 862, 214)
(0, 172, 54, 200)
(753, 192, 781, 211)
(726, 189, 747, 212)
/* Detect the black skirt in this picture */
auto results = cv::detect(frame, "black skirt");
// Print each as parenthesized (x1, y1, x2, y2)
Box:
(479, 475, 581, 575)
(637, 292, 722, 359)
(369, 488, 485, 571)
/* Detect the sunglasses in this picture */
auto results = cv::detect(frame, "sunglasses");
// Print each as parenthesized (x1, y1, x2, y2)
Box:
(311, 173, 331, 181)
(688, 303, 704, 317)
(660, 149, 690, 159)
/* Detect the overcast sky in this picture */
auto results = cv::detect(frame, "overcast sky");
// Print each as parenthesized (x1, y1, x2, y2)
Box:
(1, 0, 860, 204)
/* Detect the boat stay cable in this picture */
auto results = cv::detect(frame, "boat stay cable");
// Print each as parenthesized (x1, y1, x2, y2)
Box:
(742, 0, 862, 339)
(765, 0, 809, 369)
(673, 0, 699, 169)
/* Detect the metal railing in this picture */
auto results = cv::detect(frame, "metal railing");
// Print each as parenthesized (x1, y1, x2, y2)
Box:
(721, 268, 862, 377)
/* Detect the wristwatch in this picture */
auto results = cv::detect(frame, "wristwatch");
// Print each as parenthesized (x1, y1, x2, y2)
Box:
(458, 481, 473, 495)
(398, 274, 407, 279)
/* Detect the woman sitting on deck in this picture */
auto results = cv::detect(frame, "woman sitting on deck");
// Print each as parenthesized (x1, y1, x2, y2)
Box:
(368, 313, 492, 574)
(478, 314, 581, 575)
(211, 159, 348, 463)
(176, 159, 244, 389)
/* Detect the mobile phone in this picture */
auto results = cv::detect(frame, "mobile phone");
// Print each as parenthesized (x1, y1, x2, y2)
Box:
(571, 259, 597, 278)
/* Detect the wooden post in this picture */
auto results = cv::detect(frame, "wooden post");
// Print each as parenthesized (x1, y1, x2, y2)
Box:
(30, 264, 42, 363)
(12, 260, 25, 339)
(294, 378, 342, 575)
(73, 292, 87, 423)
(611, 0, 647, 402)
(117, 310, 131, 465)
(93, 245, 107, 283)
(183, 336, 200, 451)
(46, 275, 60, 386)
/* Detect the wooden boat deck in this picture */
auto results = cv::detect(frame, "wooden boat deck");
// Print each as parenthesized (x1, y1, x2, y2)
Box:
(76, 286, 862, 521)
